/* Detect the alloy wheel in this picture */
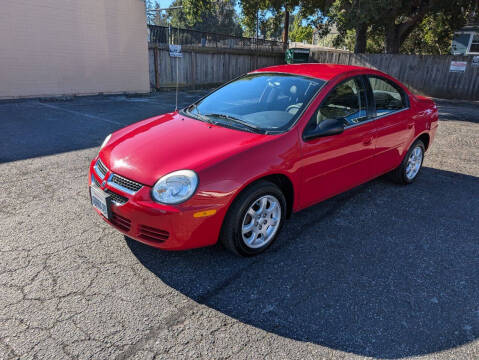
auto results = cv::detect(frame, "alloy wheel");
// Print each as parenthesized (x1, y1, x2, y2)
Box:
(405, 146, 423, 180)
(241, 195, 281, 249)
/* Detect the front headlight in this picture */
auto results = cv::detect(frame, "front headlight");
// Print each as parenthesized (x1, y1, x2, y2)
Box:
(100, 134, 112, 150)
(151, 170, 198, 204)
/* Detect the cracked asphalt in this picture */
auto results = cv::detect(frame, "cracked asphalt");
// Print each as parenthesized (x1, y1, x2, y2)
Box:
(0, 91, 478, 360)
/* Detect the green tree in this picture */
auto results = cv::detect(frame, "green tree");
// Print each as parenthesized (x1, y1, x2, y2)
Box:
(261, 12, 285, 39)
(241, 10, 281, 39)
(163, 0, 243, 36)
(333, 1, 474, 54)
(326, 0, 378, 53)
(239, 11, 257, 38)
(239, 0, 303, 47)
(146, 0, 157, 24)
(401, 12, 469, 55)
(324, 0, 474, 53)
(332, 27, 384, 53)
(294, 0, 372, 52)
(244, 11, 293, 40)
(148, 1, 169, 26)
(239, 0, 476, 53)
(373, 0, 474, 54)
(290, 14, 314, 42)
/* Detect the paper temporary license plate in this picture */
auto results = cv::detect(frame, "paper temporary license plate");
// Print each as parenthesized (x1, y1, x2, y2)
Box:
(90, 186, 111, 219)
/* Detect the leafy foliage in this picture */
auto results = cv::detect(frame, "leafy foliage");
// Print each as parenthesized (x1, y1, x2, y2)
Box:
(401, 13, 469, 55)
(259, 12, 285, 39)
(149, 0, 476, 53)
(329, 0, 474, 54)
(290, 14, 314, 42)
(240, 10, 284, 39)
(239, 0, 302, 42)
(149, 0, 242, 36)
(371, 0, 474, 53)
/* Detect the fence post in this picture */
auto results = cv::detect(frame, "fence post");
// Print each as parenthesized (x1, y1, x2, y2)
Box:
(191, 51, 196, 90)
(154, 46, 160, 90)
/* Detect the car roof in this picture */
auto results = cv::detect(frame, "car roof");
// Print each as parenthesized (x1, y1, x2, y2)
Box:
(252, 63, 373, 81)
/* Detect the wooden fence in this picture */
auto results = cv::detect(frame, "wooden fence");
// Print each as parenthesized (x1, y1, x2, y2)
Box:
(149, 44, 284, 90)
(149, 44, 479, 100)
(310, 50, 479, 100)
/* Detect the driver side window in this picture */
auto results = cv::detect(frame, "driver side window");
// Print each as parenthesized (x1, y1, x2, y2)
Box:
(312, 77, 368, 128)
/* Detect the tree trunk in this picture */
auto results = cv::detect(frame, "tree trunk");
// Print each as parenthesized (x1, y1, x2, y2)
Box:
(283, 9, 289, 50)
(384, 19, 422, 54)
(385, 25, 401, 54)
(354, 23, 367, 53)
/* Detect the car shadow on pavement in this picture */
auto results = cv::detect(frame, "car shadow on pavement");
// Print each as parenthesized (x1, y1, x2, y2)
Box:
(127, 167, 479, 358)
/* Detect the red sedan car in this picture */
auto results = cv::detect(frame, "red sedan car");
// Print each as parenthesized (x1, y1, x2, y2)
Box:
(89, 64, 438, 256)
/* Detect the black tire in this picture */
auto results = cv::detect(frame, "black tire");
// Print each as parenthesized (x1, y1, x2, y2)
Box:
(220, 180, 286, 257)
(390, 139, 425, 184)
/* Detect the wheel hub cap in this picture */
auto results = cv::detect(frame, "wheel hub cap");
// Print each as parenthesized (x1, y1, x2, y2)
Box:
(241, 195, 281, 249)
(405, 146, 423, 180)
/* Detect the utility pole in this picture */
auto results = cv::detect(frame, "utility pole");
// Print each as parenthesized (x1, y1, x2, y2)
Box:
(255, 8, 259, 69)
(256, 9, 259, 41)
(146, 5, 184, 111)
(282, 8, 289, 51)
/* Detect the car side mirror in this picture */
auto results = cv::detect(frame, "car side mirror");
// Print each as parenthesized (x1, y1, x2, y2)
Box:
(303, 118, 345, 141)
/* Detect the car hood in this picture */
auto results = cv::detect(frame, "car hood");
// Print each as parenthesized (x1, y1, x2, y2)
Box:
(100, 112, 269, 186)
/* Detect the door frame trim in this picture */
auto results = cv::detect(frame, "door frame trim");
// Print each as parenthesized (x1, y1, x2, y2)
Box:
(344, 107, 410, 130)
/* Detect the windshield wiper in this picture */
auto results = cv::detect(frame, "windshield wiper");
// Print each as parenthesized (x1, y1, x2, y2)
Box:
(203, 113, 264, 133)
(186, 104, 213, 124)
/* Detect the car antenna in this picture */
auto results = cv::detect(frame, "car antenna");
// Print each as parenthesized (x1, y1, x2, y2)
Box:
(152, 5, 183, 111)
(175, 21, 179, 111)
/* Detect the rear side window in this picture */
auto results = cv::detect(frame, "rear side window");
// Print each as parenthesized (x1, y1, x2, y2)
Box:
(368, 76, 407, 116)
(313, 77, 368, 127)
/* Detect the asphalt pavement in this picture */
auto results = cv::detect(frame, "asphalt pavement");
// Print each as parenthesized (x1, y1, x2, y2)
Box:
(0, 91, 478, 359)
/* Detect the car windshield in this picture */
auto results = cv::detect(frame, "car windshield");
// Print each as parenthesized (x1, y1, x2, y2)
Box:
(183, 73, 325, 133)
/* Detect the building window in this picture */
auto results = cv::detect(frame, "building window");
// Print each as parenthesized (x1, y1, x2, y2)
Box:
(470, 33, 479, 53)
(452, 33, 471, 55)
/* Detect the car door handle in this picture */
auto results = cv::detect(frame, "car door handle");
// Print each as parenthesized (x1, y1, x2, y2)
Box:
(363, 137, 373, 146)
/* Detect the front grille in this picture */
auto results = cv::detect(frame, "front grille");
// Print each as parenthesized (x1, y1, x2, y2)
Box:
(110, 174, 142, 192)
(96, 159, 108, 178)
(92, 175, 101, 187)
(93, 157, 141, 196)
(104, 189, 128, 205)
(139, 225, 169, 242)
(110, 211, 131, 232)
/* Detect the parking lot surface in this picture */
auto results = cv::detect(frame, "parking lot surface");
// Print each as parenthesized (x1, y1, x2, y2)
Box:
(0, 91, 478, 359)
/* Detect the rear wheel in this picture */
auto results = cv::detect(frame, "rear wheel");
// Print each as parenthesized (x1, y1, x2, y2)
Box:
(220, 181, 286, 256)
(390, 139, 425, 184)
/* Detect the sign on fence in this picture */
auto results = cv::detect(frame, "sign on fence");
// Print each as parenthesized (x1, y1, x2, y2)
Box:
(449, 61, 467, 72)
(169, 44, 182, 58)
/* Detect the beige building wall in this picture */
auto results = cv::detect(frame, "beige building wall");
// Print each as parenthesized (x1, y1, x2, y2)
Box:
(0, 0, 150, 99)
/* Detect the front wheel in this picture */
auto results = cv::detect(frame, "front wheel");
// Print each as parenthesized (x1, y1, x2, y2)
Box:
(390, 139, 425, 184)
(220, 181, 286, 256)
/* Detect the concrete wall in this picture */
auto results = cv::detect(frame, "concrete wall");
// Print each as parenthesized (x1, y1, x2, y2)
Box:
(0, 0, 150, 99)
(149, 44, 284, 90)
(310, 50, 479, 100)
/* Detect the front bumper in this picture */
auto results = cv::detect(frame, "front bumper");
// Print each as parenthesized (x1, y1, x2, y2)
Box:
(89, 158, 225, 250)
